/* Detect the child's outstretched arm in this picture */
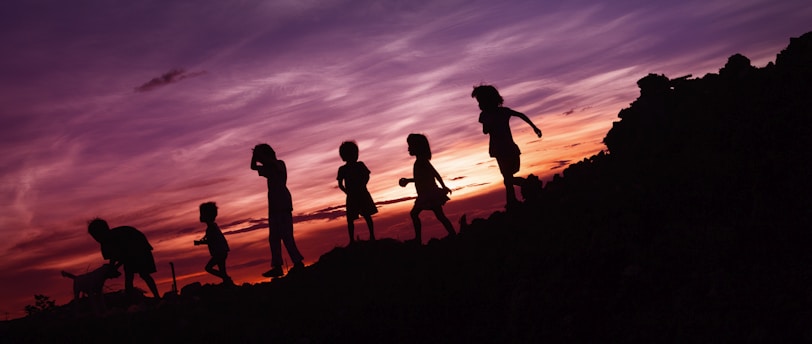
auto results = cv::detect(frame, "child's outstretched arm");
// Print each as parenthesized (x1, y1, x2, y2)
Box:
(398, 177, 414, 187)
(194, 236, 209, 246)
(512, 110, 542, 138)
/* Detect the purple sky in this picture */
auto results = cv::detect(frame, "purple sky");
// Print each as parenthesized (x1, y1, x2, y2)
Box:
(1, 0, 809, 319)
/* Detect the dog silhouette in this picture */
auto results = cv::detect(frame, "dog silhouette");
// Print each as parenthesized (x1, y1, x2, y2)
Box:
(61, 263, 121, 315)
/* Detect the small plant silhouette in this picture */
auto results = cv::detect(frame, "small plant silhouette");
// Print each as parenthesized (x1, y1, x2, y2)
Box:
(24, 294, 56, 316)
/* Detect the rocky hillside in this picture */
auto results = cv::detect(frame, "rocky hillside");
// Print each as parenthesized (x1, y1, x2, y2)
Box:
(2, 31, 811, 343)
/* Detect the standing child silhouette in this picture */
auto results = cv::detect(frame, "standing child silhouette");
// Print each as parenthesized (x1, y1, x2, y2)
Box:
(337, 141, 378, 244)
(194, 202, 233, 285)
(398, 133, 455, 244)
(472, 84, 542, 209)
(251, 143, 305, 278)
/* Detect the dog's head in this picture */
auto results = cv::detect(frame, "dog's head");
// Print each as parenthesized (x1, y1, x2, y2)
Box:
(102, 264, 121, 279)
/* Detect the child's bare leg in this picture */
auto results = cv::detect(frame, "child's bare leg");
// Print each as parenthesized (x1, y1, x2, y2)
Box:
(410, 207, 422, 243)
(140, 272, 160, 299)
(205, 259, 220, 277)
(125, 272, 135, 295)
(503, 174, 519, 205)
(363, 214, 375, 240)
(219, 262, 228, 276)
(432, 208, 455, 236)
(218, 261, 232, 283)
(205, 257, 227, 280)
(346, 218, 355, 244)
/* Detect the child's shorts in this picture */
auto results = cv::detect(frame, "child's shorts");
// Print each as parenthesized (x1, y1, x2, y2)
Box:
(496, 153, 520, 176)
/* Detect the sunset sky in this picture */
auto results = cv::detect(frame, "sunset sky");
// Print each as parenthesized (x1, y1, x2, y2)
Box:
(1, 0, 809, 319)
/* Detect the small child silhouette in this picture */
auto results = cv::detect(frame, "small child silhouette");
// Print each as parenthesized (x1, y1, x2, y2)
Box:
(398, 133, 455, 244)
(194, 202, 233, 285)
(472, 84, 542, 208)
(251, 143, 305, 278)
(337, 141, 378, 244)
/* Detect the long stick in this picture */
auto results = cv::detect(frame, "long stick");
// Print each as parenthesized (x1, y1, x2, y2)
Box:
(170, 262, 178, 294)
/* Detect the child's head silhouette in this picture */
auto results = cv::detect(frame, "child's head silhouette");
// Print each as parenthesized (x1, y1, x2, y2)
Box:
(87, 218, 110, 242)
(253, 143, 276, 162)
(471, 84, 503, 110)
(339, 141, 359, 162)
(407, 133, 431, 160)
(199, 202, 218, 223)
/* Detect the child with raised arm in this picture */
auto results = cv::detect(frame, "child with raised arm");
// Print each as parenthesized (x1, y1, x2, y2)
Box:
(471, 84, 542, 209)
(337, 141, 378, 245)
(398, 133, 455, 244)
(194, 202, 233, 285)
(251, 143, 305, 278)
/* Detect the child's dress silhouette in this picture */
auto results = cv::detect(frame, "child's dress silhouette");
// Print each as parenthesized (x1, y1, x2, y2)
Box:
(412, 158, 450, 210)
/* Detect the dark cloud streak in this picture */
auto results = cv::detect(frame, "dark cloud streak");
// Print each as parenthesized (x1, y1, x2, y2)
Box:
(222, 196, 417, 235)
(134, 68, 207, 92)
(550, 160, 571, 170)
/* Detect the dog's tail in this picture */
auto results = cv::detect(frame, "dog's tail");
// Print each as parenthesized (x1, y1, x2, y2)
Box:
(61, 270, 76, 279)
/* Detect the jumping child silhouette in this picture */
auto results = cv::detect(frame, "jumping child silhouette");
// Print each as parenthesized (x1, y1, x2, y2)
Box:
(398, 133, 455, 244)
(194, 202, 233, 285)
(337, 141, 378, 244)
(472, 84, 542, 208)
(251, 143, 305, 278)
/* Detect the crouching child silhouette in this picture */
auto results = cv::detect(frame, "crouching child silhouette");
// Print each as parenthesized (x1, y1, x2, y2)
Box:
(337, 141, 378, 245)
(398, 133, 455, 244)
(251, 143, 305, 278)
(194, 201, 233, 285)
(87, 218, 160, 301)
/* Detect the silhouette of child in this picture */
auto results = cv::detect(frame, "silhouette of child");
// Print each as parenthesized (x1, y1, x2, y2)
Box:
(195, 202, 233, 285)
(472, 84, 542, 208)
(337, 141, 378, 244)
(251, 143, 305, 278)
(398, 133, 455, 244)
(87, 218, 160, 299)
